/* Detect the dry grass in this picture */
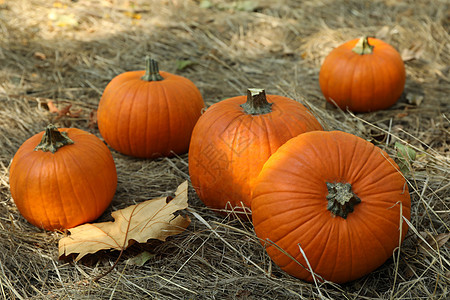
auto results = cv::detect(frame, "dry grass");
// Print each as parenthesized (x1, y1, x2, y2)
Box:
(0, 0, 448, 299)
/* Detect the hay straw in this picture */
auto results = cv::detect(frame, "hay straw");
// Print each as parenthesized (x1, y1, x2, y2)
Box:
(0, 0, 448, 299)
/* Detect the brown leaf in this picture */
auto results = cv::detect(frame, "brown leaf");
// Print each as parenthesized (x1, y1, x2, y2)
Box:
(46, 102, 83, 120)
(418, 232, 450, 257)
(58, 181, 190, 261)
(403, 264, 416, 279)
(401, 43, 424, 62)
(68, 108, 82, 118)
(55, 104, 72, 120)
(396, 112, 408, 118)
(34, 52, 47, 60)
(406, 93, 424, 106)
(46, 100, 59, 113)
(88, 110, 97, 129)
(375, 26, 390, 40)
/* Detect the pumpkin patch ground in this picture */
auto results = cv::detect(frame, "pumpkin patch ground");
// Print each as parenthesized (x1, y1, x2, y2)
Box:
(0, 1, 448, 299)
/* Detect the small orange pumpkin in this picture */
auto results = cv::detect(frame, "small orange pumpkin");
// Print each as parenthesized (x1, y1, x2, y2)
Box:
(9, 125, 117, 230)
(97, 56, 205, 158)
(188, 89, 323, 216)
(319, 36, 406, 112)
(251, 130, 411, 283)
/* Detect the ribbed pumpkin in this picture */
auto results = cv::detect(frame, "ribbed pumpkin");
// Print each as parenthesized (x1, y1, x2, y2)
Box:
(97, 57, 205, 158)
(188, 89, 323, 216)
(251, 130, 411, 283)
(319, 36, 406, 112)
(9, 125, 117, 231)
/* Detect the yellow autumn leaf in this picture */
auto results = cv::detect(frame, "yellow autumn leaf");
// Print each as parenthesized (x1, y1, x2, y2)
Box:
(59, 181, 190, 261)
(123, 11, 142, 20)
(52, 1, 66, 9)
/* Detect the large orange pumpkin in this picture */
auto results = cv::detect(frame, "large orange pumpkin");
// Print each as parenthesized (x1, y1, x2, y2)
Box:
(319, 36, 406, 112)
(97, 57, 205, 158)
(251, 130, 411, 283)
(9, 125, 117, 231)
(188, 89, 323, 217)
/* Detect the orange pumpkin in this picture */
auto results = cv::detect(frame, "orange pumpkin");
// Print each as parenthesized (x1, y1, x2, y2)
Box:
(188, 89, 323, 217)
(319, 36, 406, 112)
(251, 130, 411, 283)
(9, 125, 117, 230)
(97, 57, 205, 158)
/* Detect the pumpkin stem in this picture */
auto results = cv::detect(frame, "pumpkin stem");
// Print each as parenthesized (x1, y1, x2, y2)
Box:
(240, 88, 273, 115)
(352, 36, 374, 55)
(141, 56, 164, 81)
(326, 182, 361, 219)
(34, 124, 74, 154)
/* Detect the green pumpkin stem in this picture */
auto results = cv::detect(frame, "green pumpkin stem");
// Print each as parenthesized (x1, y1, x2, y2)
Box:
(326, 182, 361, 219)
(141, 56, 164, 81)
(352, 36, 374, 55)
(241, 88, 273, 115)
(34, 124, 74, 154)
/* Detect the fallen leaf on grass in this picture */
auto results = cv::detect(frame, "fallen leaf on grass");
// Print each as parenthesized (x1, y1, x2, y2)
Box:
(123, 11, 142, 20)
(176, 59, 196, 71)
(46, 101, 83, 120)
(34, 52, 47, 60)
(126, 251, 155, 266)
(56, 104, 73, 118)
(401, 43, 424, 62)
(46, 100, 59, 113)
(199, 0, 212, 9)
(88, 109, 97, 129)
(403, 263, 416, 279)
(395, 142, 416, 174)
(406, 93, 424, 106)
(59, 181, 190, 261)
(375, 26, 390, 40)
(418, 232, 450, 257)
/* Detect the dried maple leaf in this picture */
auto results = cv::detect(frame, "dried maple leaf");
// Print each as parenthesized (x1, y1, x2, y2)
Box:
(46, 101, 83, 120)
(88, 109, 97, 129)
(46, 100, 59, 113)
(58, 181, 190, 261)
(55, 104, 73, 120)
